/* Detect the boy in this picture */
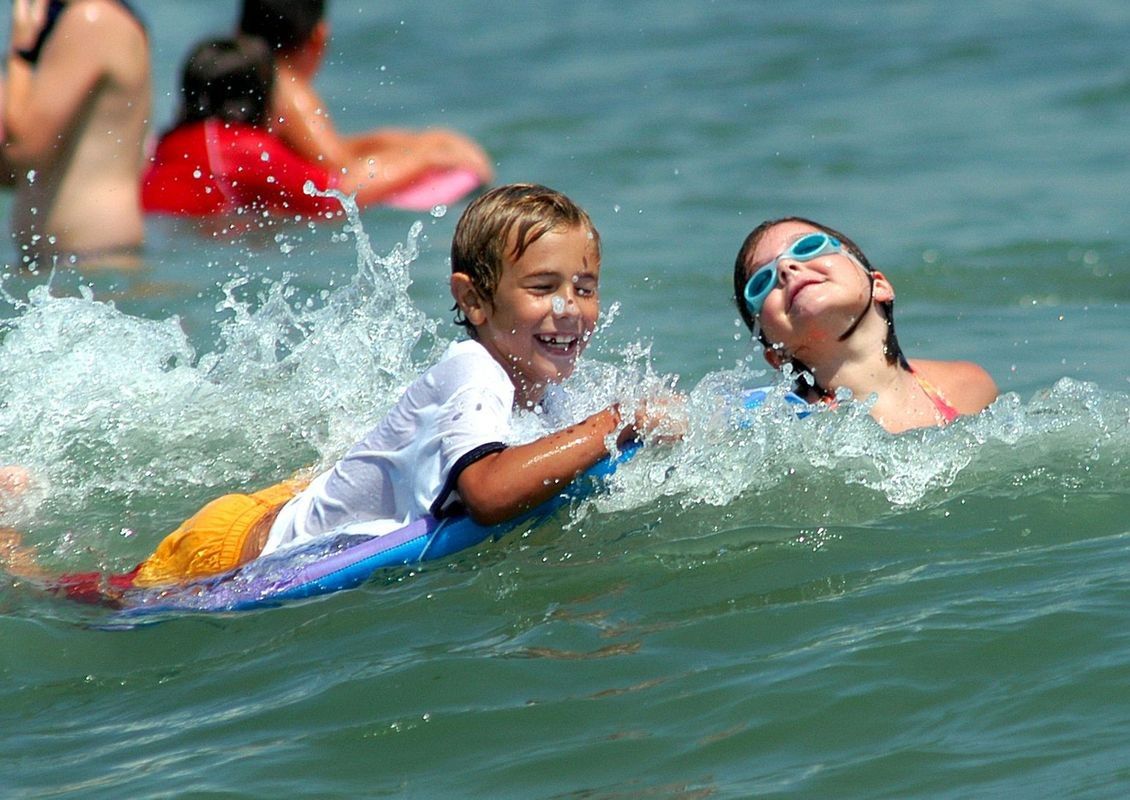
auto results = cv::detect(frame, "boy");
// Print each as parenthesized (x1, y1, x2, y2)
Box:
(120, 184, 657, 587)
(237, 0, 494, 201)
(143, 35, 362, 217)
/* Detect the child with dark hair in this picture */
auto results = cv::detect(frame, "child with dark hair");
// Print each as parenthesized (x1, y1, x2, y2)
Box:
(143, 35, 409, 217)
(733, 217, 997, 433)
(178, 35, 275, 128)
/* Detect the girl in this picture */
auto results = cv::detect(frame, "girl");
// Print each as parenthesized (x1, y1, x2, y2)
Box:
(733, 217, 997, 433)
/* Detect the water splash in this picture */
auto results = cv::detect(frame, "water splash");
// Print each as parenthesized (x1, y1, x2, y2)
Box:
(0, 189, 1125, 572)
(591, 371, 1129, 525)
(0, 191, 441, 563)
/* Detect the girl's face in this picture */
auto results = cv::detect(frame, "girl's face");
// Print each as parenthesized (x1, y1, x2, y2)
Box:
(744, 221, 879, 364)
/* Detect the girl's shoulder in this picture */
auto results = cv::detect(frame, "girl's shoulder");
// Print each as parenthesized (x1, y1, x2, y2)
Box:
(909, 358, 998, 414)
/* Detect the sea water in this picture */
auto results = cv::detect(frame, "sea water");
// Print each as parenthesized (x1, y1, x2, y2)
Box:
(1, 1, 1127, 797)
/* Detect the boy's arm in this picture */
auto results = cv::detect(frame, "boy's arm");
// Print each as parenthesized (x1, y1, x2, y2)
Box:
(455, 407, 632, 527)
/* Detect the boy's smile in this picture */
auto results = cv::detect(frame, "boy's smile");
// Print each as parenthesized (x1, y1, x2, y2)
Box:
(467, 225, 601, 407)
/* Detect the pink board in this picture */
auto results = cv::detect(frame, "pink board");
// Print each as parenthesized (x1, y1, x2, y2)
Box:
(381, 168, 483, 211)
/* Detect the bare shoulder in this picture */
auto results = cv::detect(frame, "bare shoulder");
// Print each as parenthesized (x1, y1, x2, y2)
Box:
(53, 0, 147, 64)
(268, 67, 345, 164)
(61, 0, 144, 34)
(272, 66, 323, 114)
(911, 358, 999, 414)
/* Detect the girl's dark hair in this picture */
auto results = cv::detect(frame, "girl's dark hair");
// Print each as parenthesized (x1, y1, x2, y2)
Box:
(179, 36, 275, 128)
(732, 216, 907, 380)
(239, 0, 326, 54)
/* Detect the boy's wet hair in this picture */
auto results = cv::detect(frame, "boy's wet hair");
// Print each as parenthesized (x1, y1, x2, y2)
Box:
(451, 184, 601, 335)
(179, 36, 274, 128)
(732, 216, 906, 371)
(239, 0, 326, 54)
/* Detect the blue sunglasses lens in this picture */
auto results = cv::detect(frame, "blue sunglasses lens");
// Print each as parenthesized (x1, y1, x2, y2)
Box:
(790, 233, 831, 257)
(747, 266, 775, 297)
(743, 264, 776, 316)
(743, 233, 842, 318)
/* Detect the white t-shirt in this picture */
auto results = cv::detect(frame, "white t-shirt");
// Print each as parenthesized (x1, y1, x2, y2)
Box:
(262, 339, 514, 555)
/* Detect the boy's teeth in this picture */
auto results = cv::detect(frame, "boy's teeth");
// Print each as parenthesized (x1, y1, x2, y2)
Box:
(536, 334, 576, 351)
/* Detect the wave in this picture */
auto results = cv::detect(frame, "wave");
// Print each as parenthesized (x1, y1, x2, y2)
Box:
(0, 196, 1124, 581)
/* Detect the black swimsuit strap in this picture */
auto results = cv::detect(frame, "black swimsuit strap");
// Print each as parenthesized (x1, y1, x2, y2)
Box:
(17, 0, 65, 65)
(18, 0, 147, 65)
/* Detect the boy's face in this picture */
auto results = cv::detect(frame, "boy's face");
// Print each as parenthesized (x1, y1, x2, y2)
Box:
(465, 224, 600, 407)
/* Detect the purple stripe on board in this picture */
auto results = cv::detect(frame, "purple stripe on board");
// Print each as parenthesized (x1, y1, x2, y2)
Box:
(289, 516, 441, 586)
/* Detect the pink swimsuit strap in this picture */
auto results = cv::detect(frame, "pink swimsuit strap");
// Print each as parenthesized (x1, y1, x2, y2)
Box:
(909, 367, 960, 424)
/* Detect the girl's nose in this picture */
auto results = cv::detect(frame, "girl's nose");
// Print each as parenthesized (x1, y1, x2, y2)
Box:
(776, 258, 802, 286)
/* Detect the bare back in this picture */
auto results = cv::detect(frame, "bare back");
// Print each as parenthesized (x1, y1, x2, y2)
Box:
(5, 0, 151, 263)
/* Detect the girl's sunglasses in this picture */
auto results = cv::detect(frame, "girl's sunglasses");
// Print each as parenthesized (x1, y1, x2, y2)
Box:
(743, 232, 842, 317)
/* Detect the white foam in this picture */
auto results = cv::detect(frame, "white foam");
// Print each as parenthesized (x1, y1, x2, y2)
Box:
(0, 192, 1125, 565)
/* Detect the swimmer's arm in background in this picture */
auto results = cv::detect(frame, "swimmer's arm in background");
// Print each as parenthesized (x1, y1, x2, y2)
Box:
(268, 73, 355, 169)
(0, 78, 11, 185)
(346, 128, 494, 197)
(3, 0, 110, 166)
(338, 130, 495, 206)
(269, 77, 494, 200)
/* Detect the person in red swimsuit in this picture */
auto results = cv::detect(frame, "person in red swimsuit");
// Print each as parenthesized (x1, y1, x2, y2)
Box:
(733, 217, 998, 433)
(237, 0, 493, 199)
(143, 35, 395, 219)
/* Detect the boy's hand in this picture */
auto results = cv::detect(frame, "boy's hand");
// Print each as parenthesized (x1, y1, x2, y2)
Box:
(618, 395, 688, 446)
